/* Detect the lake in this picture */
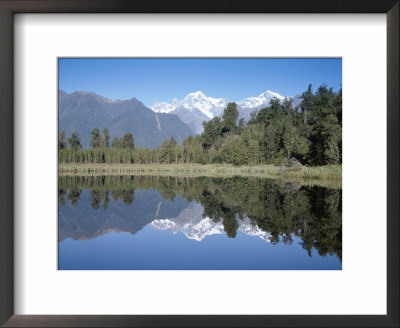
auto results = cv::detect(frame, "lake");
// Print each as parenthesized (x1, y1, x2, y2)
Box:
(58, 175, 342, 270)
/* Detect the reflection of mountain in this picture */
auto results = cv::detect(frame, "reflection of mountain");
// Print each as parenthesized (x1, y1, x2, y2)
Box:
(58, 189, 189, 241)
(151, 202, 271, 242)
(58, 175, 341, 261)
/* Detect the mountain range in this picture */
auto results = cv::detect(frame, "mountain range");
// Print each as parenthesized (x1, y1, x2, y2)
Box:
(151, 90, 302, 134)
(59, 89, 302, 147)
(58, 90, 193, 149)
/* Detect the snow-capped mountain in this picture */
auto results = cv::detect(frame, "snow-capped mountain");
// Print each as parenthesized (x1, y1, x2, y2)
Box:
(238, 90, 285, 109)
(151, 89, 299, 134)
(152, 91, 230, 134)
(153, 91, 229, 119)
(150, 202, 271, 242)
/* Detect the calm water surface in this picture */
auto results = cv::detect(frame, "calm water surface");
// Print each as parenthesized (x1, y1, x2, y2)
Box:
(58, 176, 342, 270)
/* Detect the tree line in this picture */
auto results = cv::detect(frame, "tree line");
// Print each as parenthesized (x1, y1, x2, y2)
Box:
(58, 128, 135, 164)
(59, 84, 342, 166)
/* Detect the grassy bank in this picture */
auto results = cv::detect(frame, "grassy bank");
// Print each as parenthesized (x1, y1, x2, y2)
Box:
(59, 163, 342, 188)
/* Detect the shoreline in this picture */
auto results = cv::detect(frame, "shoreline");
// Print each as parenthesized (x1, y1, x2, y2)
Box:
(58, 163, 342, 188)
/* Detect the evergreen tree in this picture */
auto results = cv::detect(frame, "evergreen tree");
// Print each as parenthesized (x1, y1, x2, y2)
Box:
(58, 131, 67, 150)
(67, 131, 82, 151)
(282, 124, 297, 159)
(111, 136, 121, 148)
(159, 137, 177, 163)
(121, 133, 134, 149)
(201, 117, 222, 150)
(100, 128, 110, 148)
(237, 118, 246, 134)
(300, 84, 314, 125)
(90, 128, 101, 148)
(305, 85, 342, 165)
(262, 124, 279, 164)
(222, 102, 239, 133)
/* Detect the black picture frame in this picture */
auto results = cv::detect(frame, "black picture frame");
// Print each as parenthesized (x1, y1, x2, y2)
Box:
(0, 0, 398, 327)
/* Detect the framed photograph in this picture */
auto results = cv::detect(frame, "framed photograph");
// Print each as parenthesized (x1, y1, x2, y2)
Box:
(1, 0, 398, 327)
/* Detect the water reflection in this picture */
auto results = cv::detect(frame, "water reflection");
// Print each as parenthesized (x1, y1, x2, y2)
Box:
(58, 175, 342, 267)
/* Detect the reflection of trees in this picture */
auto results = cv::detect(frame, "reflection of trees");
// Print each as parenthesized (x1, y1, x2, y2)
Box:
(60, 176, 134, 208)
(120, 190, 134, 205)
(58, 188, 67, 206)
(300, 188, 342, 260)
(67, 188, 82, 206)
(91, 189, 134, 207)
(100, 191, 110, 209)
(90, 190, 100, 209)
(58, 175, 341, 260)
(222, 214, 239, 238)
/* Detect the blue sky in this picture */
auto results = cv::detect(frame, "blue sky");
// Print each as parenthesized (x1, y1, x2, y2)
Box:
(58, 58, 342, 107)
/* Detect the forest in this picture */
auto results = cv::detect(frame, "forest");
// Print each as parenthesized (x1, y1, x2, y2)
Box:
(58, 84, 342, 167)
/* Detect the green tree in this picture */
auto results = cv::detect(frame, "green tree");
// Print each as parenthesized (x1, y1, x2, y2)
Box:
(300, 84, 314, 125)
(201, 117, 222, 150)
(262, 124, 279, 164)
(111, 136, 121, 148)
(282, 124, 297, 159)
(67, 131, 82, 151)
(90, 128, 101, 148)
(304, 85, 342, 165)
(222, 102, 239, 134)
(121, 133, 134, 149)
(100, 128, 110, 148)
(218, 134, 243, 165)
(237, 118, 246, 134)
(159, 137, 177, 163)
(58, 131, 67, 150)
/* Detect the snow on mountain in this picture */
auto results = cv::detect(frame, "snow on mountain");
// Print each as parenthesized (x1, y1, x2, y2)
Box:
(181, 91, 230, 119)
(150, 202, 271, 242)
(151, 89, 293, 134)
(151, 98, 180, 114)
(153, 91, 229, 119)
(238, 90, 285, 109)
(152, 91, 230, 134)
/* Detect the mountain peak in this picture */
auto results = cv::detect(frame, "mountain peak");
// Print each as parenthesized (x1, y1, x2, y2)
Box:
(127, 97, 145, 106)
(238, 89, 285, 109)
(259, 89, 284, 99)
(193, 90, 205, 95)
(150, 89, 288, 134)
(69, 90, 115, 103)
(185, 90, 206, 99)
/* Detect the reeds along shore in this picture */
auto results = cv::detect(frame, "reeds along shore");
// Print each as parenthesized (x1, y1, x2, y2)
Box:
(58, 163, 342, 189)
